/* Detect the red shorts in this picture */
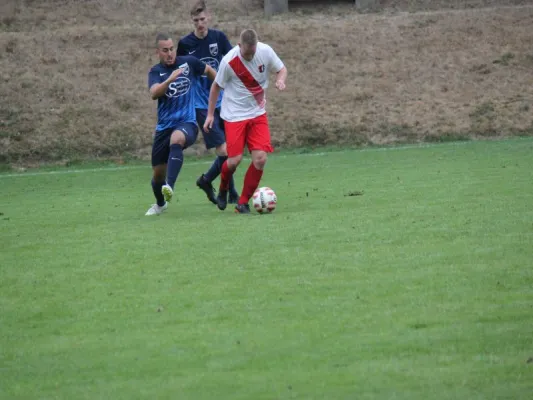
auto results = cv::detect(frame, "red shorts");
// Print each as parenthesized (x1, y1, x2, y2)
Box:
(224, 113, 274, 158)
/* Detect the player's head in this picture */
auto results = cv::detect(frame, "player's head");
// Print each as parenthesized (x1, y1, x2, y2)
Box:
(155, 32, 176, 66)
(190, 0, 210, 38)
(238, 29, 258, 61)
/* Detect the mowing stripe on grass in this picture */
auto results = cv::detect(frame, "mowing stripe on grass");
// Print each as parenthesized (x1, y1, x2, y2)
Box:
(0, 141, 482, 179)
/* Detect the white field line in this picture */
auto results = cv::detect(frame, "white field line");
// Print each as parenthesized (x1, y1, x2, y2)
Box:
(0, 139, 508, 179)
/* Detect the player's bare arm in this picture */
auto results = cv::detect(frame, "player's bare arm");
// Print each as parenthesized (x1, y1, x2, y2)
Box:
(204, 81, 222, 132)
(149, 68, 184, 100)
(204, 64, 217, 81)
(275, 66, 288, 91)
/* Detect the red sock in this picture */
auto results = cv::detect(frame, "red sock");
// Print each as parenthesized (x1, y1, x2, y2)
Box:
(219, 161, 235, 191)
(239, 163, 263, 205)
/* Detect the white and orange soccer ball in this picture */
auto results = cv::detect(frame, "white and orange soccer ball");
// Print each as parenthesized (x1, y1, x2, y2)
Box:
(252, 187, 277, 214)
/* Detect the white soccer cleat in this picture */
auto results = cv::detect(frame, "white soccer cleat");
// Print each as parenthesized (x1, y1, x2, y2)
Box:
(161, 184, 174, 202)
(145, 202, 168, 216)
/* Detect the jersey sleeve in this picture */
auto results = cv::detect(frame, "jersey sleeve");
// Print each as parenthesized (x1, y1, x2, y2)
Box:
(214, 58, 230, 89)
(190, 57, 207, 76)
(177, 39, 187, 56)
(219, 31, 233, 56)
(266, 45, 284, 73)
(148, 68, 160, 89)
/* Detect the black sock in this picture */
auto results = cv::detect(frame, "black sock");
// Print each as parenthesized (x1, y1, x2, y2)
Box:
(166, 144, 184, 188)
(229, 174, 237, 194)
(204, 155, 226, 182)
(151, 179, 165, 206)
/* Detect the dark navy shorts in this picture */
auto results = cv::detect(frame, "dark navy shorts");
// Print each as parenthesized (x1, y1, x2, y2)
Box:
(151, 122, 198, 167)
(196, 108, 226, 150)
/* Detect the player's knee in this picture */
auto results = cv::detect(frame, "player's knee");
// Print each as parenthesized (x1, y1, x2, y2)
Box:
(170, 130, 186, 146)
(152, 165, 166, 182)
(215, 143, 227, 157)
(227, 154, 243, 169)
(252, 152, 267, 170)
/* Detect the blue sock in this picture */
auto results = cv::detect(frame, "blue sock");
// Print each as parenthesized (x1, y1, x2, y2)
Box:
(204, 155, 237, 194)
(151, 179, 165, 207)
(166, 144, 184, 189)
(204, 155, 226, 182)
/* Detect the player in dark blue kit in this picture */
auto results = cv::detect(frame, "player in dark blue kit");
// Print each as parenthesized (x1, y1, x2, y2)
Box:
(177, 1, 239, 205)
(145, 32, 217, 216)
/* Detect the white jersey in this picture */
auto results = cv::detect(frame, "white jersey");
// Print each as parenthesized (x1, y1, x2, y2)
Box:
(215, 42, 284, 122)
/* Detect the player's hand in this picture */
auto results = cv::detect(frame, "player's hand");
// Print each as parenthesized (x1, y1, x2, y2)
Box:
(169, 68, 184, 81)
(203, 114, 214, 133)
(275, 80, 286, 91)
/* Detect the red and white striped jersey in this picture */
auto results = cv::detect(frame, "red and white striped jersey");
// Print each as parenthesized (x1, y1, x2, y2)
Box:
(215, 42, 284, 122)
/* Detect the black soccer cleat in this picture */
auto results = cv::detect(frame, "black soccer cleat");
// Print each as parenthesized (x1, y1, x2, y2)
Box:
(196, 175, 217, 205)
(228, 189, 240, 204)
(216, 189, 228, 210)
(234, 203, 251, 214)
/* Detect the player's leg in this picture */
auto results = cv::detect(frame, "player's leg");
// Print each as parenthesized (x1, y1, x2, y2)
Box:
(216, 119, 247, 210)
(195, 108, 224, 205)
(163, 123, 199, 202)
(196, 109, 239, 205)
(213, 142, 240, 204)
(214, 110, 240, 203)
(146, 130, 170, 216)
(235, 114, 273, 214)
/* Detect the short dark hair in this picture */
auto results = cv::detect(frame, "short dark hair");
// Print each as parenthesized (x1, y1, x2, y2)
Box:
(240, 29, 258, 46)
(155, 32, 172, 46)
(190, 1, 207, 17)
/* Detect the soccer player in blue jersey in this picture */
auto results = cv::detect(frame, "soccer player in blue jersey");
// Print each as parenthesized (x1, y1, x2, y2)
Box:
(145, 32, 217, 216)
(177, 0, 239, 205)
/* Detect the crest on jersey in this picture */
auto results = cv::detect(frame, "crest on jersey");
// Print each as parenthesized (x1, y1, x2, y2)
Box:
(258, 64, 265, 73)
(209, 43, 218, 56)
(178, 62, 189, 76)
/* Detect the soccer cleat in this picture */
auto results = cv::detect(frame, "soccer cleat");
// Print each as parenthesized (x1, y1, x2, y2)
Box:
(216, 189, 228, 210)
(234, 203, 251, 214)
(228, 189, 240, 204)
(145, 202, 168, 216)
(196, 175, 217, 205)
(161, 184, 173, 202)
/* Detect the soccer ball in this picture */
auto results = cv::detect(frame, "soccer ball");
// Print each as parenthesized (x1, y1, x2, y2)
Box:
(252, 187, 277, 214)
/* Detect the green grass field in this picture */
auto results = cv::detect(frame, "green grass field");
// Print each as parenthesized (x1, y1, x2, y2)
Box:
(1, 139, 532, 399)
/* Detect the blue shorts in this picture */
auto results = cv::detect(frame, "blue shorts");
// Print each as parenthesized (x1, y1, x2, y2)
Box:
(196, 108, 226, 150)
(151, 123, 198, 167)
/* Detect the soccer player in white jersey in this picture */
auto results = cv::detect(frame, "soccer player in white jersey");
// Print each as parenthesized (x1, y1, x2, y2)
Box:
(203, 29, 288, 214)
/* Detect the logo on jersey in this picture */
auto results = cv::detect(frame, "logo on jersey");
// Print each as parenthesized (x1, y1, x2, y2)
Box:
(200, 57, 220, 72)
(209, 43, 218, 56)
(166, 77, 191, 98)
(178, 63, 189, 76)
(258, 64, 265, 73)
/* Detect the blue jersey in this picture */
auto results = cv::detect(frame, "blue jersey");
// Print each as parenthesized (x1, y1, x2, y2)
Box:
(177, 29, 233, 110)
(148, 56, 206, 132)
